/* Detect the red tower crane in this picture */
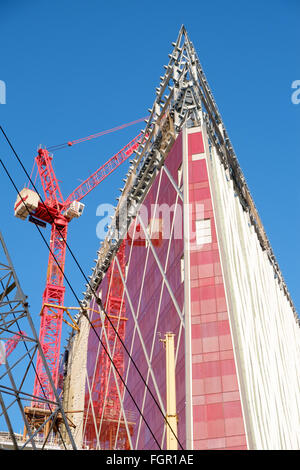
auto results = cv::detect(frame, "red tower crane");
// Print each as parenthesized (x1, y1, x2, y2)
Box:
(14, 128, 142, 409)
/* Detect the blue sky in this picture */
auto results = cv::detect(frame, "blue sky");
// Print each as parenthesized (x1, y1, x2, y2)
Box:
(0, 0, 299, 424)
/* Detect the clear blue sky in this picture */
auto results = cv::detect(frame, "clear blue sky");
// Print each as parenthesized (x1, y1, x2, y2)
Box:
(0, 0, 299, 394)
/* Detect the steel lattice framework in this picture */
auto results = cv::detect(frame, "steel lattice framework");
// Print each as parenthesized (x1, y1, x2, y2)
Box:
(0, 231, 76, 450)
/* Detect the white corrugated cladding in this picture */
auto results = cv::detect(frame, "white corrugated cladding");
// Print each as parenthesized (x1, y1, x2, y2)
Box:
(207, 137, 300, 450)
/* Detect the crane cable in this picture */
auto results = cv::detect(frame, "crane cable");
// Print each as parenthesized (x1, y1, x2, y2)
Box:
(46, 116, 148, 152)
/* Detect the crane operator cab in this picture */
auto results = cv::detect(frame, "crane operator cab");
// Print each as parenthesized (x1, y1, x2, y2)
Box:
(63, 200, 85, 220)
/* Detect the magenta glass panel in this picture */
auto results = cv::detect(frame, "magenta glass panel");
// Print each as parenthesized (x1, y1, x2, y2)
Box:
(187, 129, 247, 450)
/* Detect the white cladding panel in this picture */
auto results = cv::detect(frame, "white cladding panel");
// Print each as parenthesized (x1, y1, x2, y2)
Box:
(207, 139, 300, 450)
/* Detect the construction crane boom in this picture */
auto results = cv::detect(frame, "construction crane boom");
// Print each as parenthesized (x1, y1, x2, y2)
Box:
(63, 133, 141, 210)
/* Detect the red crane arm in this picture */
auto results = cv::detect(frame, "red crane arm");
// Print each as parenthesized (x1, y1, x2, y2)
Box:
(62, 132, 142, 210)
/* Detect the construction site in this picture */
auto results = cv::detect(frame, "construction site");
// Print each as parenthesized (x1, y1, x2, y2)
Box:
(0, 24, 300, 451)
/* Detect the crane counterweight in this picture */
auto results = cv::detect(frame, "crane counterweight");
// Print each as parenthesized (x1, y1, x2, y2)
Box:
(14, 188, 40, 220)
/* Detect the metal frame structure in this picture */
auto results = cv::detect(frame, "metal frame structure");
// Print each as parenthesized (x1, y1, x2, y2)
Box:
(0, 231, 76, 449)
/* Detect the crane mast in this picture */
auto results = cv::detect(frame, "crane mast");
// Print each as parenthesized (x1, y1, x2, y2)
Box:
(33, 219, 68, 402)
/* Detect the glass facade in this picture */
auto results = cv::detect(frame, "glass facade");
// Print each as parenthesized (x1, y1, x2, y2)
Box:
(81, 128, 247, 450)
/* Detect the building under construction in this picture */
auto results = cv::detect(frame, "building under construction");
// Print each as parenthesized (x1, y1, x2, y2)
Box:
(57, 26, 300, 451)
(4, 26, 299, 450)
